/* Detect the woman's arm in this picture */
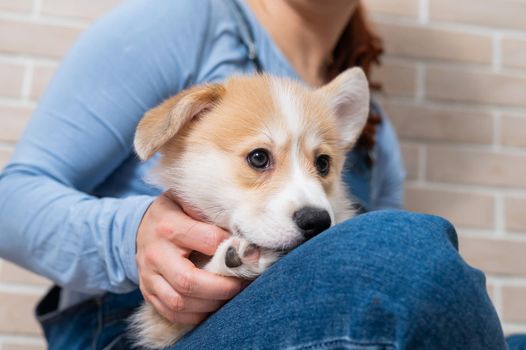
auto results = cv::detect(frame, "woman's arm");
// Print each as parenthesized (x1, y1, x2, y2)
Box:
(0, 0, 210, 293)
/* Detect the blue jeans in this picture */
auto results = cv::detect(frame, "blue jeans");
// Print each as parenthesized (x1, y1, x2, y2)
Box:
(508, 335, 526, 350)
(37, 211, 507, 349)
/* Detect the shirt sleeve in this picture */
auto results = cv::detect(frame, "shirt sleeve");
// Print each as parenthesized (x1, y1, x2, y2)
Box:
(370, 102, 406, 210)
(0, 0, 212, 293)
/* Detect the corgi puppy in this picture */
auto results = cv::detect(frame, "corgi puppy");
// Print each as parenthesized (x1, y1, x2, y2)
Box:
(130, 67, 370, 349)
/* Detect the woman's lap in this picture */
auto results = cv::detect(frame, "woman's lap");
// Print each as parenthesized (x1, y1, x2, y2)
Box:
(507, 334, 526, 350)
(173, 210, 505, 349)
(36, 285, 142, 349)
(37, 210, 507, 349)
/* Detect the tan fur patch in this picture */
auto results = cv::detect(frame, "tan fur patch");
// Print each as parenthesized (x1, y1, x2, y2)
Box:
(134, 84, 225, 160)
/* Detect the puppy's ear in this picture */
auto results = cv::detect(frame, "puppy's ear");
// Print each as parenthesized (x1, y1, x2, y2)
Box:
(134, 84, 225, 160)
(317, 67, 370, 148)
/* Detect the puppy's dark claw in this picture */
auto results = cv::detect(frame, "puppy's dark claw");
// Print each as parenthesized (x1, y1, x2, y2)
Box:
(225, 246, 242, 268)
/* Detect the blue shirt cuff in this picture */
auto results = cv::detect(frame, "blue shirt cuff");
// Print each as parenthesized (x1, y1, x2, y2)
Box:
(121, 195, 155, 286)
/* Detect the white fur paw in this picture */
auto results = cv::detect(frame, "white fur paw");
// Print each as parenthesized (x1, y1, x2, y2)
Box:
(204, 236, 280, 279)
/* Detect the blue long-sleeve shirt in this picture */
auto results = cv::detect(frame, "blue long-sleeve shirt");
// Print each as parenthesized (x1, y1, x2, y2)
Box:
(0, 0, 405, 308)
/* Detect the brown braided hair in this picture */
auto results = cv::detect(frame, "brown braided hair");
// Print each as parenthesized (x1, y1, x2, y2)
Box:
(325, 4, 383, 163)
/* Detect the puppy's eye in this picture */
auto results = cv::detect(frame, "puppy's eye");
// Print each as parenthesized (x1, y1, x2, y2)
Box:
(315, 155, 331, 176)
(247, 149, 271, 170)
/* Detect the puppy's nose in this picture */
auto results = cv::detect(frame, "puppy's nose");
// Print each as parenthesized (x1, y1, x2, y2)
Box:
(293, 207, 331, 240)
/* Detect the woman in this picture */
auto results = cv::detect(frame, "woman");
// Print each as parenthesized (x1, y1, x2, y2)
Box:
(0, 0, 506, 348)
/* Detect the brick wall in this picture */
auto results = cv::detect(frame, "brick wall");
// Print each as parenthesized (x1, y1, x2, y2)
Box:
(0, 0, 524, 347)
(367, 0, 526, 335)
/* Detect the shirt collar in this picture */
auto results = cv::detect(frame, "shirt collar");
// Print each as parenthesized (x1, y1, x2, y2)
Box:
(233, 0, 302, 81)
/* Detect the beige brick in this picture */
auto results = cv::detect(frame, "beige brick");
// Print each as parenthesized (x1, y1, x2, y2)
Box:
(502, 37, 526, 70)
(501, 114, 526, 148)
(0, 292, 43, 335)
(365, 0, 419, 18)
(503, 323, 526, 336)
(405, 187, 495, 229)
(459, 236, 526, 276)
(371, 63, 417, 97)
(502, 286, 526, 323)
(400, 143, 419, 180)
(0, 106, 33, 142)
(0, 19, 82, 58)
(505, 197, 526, 233)
(0, 260, 51, 286)
(42, 0, 120, 20)
(376, 23, 492, 64)
(2, 343, 45, 350)
(0, 0, 32, 12)
(426, 66, 526, 108)
(430, 0, 526, 31)
(30, 64, 57, 100)
(427, 146, 526, 188)
(0, 61, 25, 98)
(383, 102, 493, 144)
(0, 149, 13, 169)
(486, 281, 496, 303)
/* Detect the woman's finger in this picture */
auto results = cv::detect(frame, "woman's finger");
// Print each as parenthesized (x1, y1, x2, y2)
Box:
(171, 220, 230, 256)
(148, 294, 210, 325)
(145, 293, 175, 323)
(155, 244, 242, 300)
(152, 275, 226, 313)
(156, 193, 230, 256)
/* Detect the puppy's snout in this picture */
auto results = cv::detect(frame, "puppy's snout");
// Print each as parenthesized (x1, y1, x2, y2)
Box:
(293, 207, 331, 240)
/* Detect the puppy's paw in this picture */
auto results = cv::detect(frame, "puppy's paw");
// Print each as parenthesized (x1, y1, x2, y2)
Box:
(205, 237, 280, 279)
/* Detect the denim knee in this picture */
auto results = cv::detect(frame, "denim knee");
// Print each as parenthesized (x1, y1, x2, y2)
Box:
(334, 209, 459, 252)
(174, 210, 505, 350)
(307, 210, 462, 281)
(297, 210, 504, 349)
(280, 210, 468, 314)
(312, 210, 476, 300)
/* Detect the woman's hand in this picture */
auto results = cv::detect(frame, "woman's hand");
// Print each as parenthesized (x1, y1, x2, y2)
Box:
(136, 192, 243, 325)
